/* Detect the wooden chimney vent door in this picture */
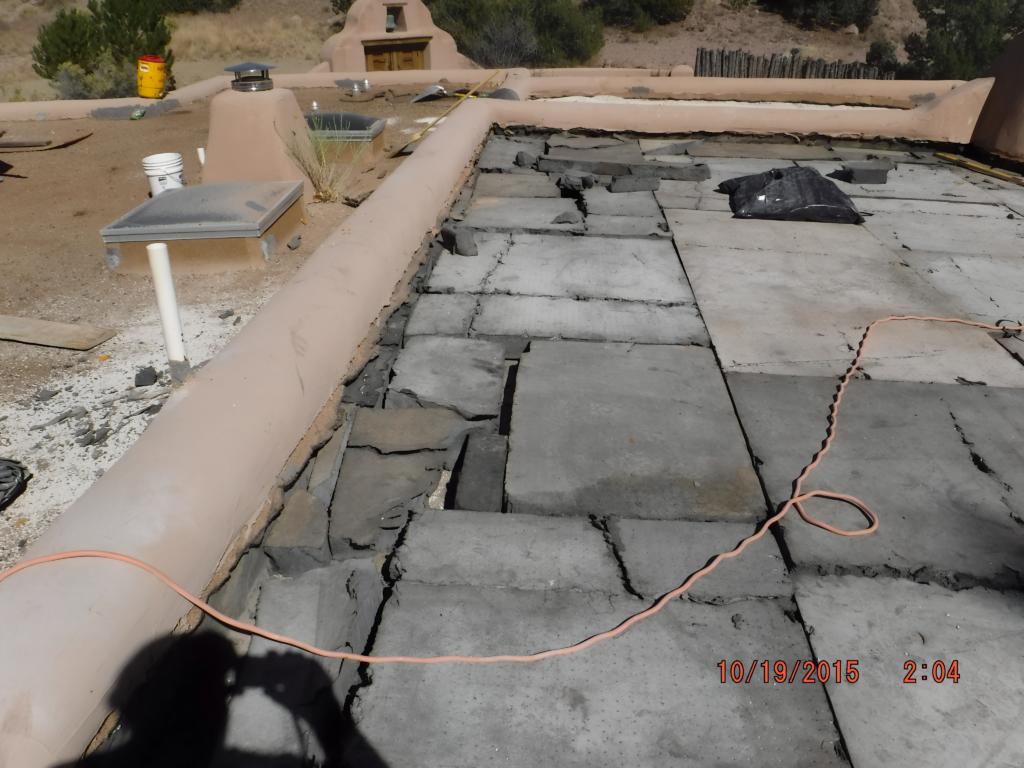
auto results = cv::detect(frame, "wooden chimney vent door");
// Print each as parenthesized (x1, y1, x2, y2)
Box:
(364, 39, 428, 71)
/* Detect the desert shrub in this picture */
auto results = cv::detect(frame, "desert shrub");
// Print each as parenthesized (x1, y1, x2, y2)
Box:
(87, 0, 174, 71)
(54, 50, 137, 99)
(585, 0, 694, 28)
(425, 0, 603, 67)
(899, 0, 1024, 80)
(31, 8, 103, 79)
(760, 0, 879, 31)
(163, 0, 242, 13)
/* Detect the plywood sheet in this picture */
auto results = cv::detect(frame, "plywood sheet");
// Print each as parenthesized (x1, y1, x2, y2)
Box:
(0, 315, 115, 350)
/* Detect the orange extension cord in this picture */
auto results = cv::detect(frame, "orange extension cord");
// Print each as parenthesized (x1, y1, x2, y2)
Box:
(0, 316, 1019, 664)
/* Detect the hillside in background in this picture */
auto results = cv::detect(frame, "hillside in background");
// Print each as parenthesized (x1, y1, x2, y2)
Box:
(1, 0, 928, 101)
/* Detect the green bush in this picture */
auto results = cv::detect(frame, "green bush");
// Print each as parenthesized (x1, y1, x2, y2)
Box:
(32, 0, 174, 98)
(760, 0, 880, 31)
(425, 0, 604, 67)
(865, 38, 898, 74)
(31, 8, 103, 80)
(899, 0, 1024, 80)
(585, 0, 694, 28)
(163, 0, 242, 13)
(330, 0, 355, 14)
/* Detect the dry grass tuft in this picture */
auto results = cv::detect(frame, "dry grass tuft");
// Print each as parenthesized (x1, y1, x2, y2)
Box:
(283, 120, 367, 203)
(169, 11, 328, 62)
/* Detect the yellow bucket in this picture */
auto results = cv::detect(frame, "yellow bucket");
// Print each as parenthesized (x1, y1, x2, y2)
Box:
(137, 56, 166, 99)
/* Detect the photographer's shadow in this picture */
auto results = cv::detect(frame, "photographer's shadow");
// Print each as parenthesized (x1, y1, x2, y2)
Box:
(62, 632, 388, 768)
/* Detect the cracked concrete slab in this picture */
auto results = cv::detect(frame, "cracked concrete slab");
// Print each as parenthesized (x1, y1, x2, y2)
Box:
(585, 214, 670, 238)
(582, 187, 662, 217)
(395, 510, 623, 592)
(473, 294, 710, 345)
(404, 293, 477, 336)
(902, 251, 1024, 325)
(473, 173, 560, 198)
(348, 407, 473, 454)
(354, 584, 847, 767)
(728, 373, 1024, 589)
(609, 519, 791, 602)
(862, 211, 1024, 255)
(676, 238, 1024, 386)
(506, 342, 764, 521)
(329, 448, 442, 549)
(461, 197, 584, 233)
(794, 574, 1024, 768)
(425, 233, 510, 294)
(488, 234, 692, 303)
(387, 336, 505, 418)
(477, 136, 547, 174)
(793, 162, 1001, 204)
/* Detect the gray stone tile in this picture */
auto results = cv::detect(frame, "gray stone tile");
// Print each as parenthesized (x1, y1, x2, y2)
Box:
(654, 179, 700, 209)
(425, 233, 510, 294)
(676, 239, 1024, 386)
(695, 193, 733, 212)
(473, 173, 560, 198)
(582, 187, 662, 217)
(308, 414, 352, 506)
(728, 373, 1024, 589)
(405, 293, 476, 337)
(349, 407, 473, 454)
(862, 211, 1024, 256)
(488, 234, 692, 303)
(477, 136, 546, 173)
(548, 135, 625, 150)
(263, 489, 331, 576)
(506, 342, 764, 521)
(472, 294, 710, 345)
(857, 198, 1014, 218)
(461, 197, 584, 233)
(342, 346, 397, 407)
(794, 574, 1024, 768)
(330, 448, 443, 549)
(903, 251, 1024, 325)
(793, 162, 1001, 204)
(696, 158, 798, 196)
(396, 510, 623, 592)
(610, 519, 790, 602)
(688, 143, 834, 160)
(354, 584, 847, 767)
(585, 214, 670, 238)
(545, 142, 646, 164)
(452, 432, 507, 513)
(388, 336, 505, 418)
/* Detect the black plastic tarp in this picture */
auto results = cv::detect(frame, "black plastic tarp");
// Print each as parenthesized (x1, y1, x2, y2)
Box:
(719, 166, 864, 224)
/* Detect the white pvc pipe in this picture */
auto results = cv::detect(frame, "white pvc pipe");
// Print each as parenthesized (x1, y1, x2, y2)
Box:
(146, 243, 188, 365)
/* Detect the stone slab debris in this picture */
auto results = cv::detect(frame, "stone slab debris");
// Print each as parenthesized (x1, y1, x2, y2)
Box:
(538, 155, 710, 181)
(477, 135, 546, 174)
(673, 233, 1024, 387)
(654, 179, 701, 209)
(862, 211, 1024, 256)
(207, 548, 271, 626)
(425, 233, 510, 295)
(451, 432, 507, 513)
(583, 187, 661, 216)
(514, 150, 537, 168)
(134, 366, 157, 387)
(308, 413, 353, 506)
(688, 142, 834, 161)
(902, 251, 1024, 325)
(473, 173, 560, 198)
(547, 134, 627, 150)
(349, 407, 473, 454)
(263, 489, 331, 576)
(794, 574, 1024, 768)
(585, 214, 670, 238)
(608, 175, 659, 193)
(461, 196, 584, 233)
(640, 139, 703, 156)
(505, 341, 764, 520)
(222, 561, 368, 758)
(856, 198, 1014, 218)
(355, 584, 846, 767)
(696, 158, 797, 195)
(609, 519, 790, 602)
(474, 294, 710, 345)
(841, 159, 892, 184)
(387, 336, 505, 418)
(728, 374, 1024, 589)
(488, 234, 692, 303)
(544, 142, 646, 165)
(380, 304, 411, 346)
(342, 346, 398, 407)
(404, 292, 477, 337)
(396, 510, 622, 591)
(551, 210, 582, 225)
(330, 448, 442, 549)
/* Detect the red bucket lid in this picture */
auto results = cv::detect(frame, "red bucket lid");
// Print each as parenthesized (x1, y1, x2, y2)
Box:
(139, 55, 165, 63)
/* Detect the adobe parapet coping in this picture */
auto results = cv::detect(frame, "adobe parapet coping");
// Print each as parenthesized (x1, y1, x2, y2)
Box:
(0, 77, 996, 766)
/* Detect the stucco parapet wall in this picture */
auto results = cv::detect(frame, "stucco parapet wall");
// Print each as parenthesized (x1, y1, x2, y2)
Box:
(505, 75, 968, 109)
(0, 88, 995, 766)
(0, 76, 231, 122)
